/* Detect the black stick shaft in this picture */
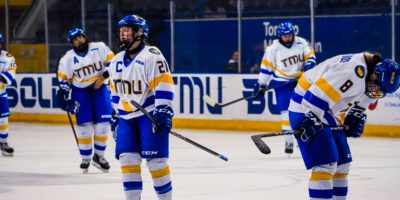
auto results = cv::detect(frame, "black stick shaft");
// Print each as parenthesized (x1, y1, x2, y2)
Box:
(130, 100, 228, 161)
(209, 79, 297, 108)
(67, 112, 79, 147)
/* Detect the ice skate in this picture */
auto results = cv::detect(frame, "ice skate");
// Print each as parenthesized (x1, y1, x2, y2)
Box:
(285, 141, 294, 156)
(92, 154, 110, 173)
(0, 142, 14, 157)
(80, 159, 91, 174)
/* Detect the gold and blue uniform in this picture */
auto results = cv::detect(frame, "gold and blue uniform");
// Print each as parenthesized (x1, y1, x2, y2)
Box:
(288, 53, 375, 199)
(0, 50, 16, 143)
(107, 45, 174, 198)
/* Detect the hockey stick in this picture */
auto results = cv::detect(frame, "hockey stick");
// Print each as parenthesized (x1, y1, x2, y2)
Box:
(203, 79, 297, 108)
(66, 112, 79, 147)
(56, 58, 79, 148)
(251, 126, 344, 154)
(130, 100, 229, 161)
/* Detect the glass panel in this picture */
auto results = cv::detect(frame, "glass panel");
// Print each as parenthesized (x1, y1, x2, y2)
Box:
(172, 0, 238, 73)
(315, 0, 392, 62)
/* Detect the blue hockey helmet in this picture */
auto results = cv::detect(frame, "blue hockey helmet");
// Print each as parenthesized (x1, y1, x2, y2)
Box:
(277, 22, 294, 37)
(67, 28, 85, 43)
(375, 59, 400, 95)
(118, 14, 149, 38)
(0, 33, 3, 43)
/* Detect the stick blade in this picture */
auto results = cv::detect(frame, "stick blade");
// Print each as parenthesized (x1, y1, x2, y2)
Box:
(203, 95, 217, 107)
(251, 135, 271, 154)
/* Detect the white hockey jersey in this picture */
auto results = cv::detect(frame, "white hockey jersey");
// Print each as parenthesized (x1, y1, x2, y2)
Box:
(288, 53, 376, 125)
(0, 50, 17, 97)
(57, 42, 114, 89)
(107, 45, 174, 120)
(258, 36, 316, 84)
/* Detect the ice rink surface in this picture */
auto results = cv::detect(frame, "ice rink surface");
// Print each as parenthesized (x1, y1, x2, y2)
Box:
(1, 123, 400, 200)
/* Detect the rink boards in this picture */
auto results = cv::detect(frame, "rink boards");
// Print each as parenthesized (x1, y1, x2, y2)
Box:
(7, 73, 400, 137)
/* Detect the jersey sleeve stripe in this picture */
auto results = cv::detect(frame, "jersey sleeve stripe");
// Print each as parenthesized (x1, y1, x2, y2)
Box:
(57, 72, 68, 80)
(303, 91, 329, 111)
(2, 72, 13, 82)
(155, 90, 174, 100)
(105, 52, 115, 64)
(260, 68, 273, 75)
(261, 59, 275, 70)
(7, 68, 16, 73)
(298, 75, 311, 91)
(304, 50, 315, 61)
(315, 78, 341, 103)
(149, 74, 174, 90)
(292, 92, 303, 104)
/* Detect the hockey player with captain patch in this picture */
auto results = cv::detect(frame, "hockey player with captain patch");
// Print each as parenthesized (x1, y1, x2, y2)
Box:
(106, 14, 174, 200)
(288, 52, 400, 199)
(254, 22, 317, 155)
(57, 28, 114, 173)
(0, 33, 17, 157)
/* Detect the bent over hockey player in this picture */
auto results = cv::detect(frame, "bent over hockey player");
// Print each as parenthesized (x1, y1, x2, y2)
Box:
(255, 22, 316, 154)
(288, 52, 400, 199)
(57, 28, 114, 173)
(0, 33, 17, 157)
(107, 15, 174, 200)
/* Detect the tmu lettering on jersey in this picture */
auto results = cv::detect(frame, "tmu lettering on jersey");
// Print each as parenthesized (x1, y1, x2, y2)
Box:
(113, 79, 142, 95)
(281, 54, 304, 67)
(74, 61, 104, 78)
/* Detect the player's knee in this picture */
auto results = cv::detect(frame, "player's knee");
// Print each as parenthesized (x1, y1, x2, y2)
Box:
(312, 162, 337, 175)
(77, 122, 94, 137)
(146, 157, 168, 171)
(336, 162, 351, 174)
(95, 122, 110, 136)
(119, 152, 142, 166)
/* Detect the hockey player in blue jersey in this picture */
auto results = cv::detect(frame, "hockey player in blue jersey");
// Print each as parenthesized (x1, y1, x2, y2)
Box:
(255, 22, 317, 155)
(288, 52, 400, 199)
(57, 28, 114, 173)
(106, 15, 174, 200)
(0, 33, 17, 157)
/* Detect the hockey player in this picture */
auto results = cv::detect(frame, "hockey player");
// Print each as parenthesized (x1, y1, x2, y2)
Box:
(288, 52, 400, 199)
(0, 33, 17, 157)
(107, 14, 174, 200)
(254, 22, 316, 154)
(57, 28, 114, 173)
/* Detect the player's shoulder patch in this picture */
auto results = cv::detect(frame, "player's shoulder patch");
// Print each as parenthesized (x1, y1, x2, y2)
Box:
(6, 53, 13, 57)
(149, 48, 160, 55)
(354, 65, 365, 78)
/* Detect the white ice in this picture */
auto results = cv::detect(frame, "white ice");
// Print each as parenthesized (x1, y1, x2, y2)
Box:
(1, 123, 400, 200)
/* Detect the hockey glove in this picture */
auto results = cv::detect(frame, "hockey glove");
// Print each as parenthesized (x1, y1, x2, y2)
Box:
(153, 105, 174, 134)
(56, 89, 80, 114)
(344, 105, 367, 138)
(111, 110, 119, 141)
(295, 111, 324, 142)
(253, 83, 268, 99)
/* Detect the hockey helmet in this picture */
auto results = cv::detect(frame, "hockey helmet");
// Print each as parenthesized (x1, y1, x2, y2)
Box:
(118, 14, 149, 39)
(277, 22, 294, 37)
(67, 28, 85, 43)
(375, 59, 400, 94)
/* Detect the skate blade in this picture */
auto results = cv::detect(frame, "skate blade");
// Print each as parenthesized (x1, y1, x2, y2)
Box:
(92, 162, 109, 173)
(82, 168, 89, 174)
(1, 152, 14, 157)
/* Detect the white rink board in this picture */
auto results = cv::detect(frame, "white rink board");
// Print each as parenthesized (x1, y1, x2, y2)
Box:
(8, 73, 400, 125)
